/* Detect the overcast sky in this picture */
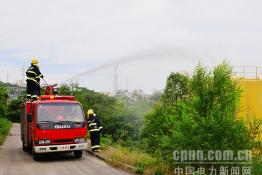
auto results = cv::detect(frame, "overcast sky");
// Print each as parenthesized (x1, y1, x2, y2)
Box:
(0, 0, 261, 93)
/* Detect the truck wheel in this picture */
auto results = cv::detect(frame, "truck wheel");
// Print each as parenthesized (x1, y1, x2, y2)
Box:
(22, 144, 28, 152)
(74, 150, 83, 158)
(27, 145, 32, 152)
(33, 152, 40, 161)
(32, 148, 40, 161)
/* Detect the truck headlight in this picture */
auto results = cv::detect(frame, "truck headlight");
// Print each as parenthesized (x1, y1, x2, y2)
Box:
(44, 140, 51, 144)
(37, 139, 51, 145)
(74, 138, 86, 143)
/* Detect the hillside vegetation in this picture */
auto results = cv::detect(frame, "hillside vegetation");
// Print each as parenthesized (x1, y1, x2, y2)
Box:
(60, 62, 262, 174)
(1, 62, 261, 174)
(0, 85, 12, 145)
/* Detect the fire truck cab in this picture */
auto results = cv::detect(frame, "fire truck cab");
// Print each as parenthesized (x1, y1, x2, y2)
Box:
(20, 86, 87, 160)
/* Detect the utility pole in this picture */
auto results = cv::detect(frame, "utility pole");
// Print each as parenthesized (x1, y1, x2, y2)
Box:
(6, 72, 9, 83)
(113, 66, 118, 95)
(126, 74, 129, 91)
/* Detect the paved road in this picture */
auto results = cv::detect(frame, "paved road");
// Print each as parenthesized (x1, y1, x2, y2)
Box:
(0, 124, 130, 175)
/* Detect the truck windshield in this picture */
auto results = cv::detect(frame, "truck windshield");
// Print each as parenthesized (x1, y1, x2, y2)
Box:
(37, 103, 85, 123)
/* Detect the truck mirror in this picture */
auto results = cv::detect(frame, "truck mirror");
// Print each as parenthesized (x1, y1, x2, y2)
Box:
(27, 114, 33, 122)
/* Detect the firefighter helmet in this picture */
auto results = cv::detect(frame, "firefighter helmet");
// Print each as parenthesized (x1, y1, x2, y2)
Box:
(87, 109, 94, 116)
(31, 58, 39, 64)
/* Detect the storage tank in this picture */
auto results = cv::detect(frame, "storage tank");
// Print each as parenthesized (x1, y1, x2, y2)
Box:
(233, 66, 262, 140)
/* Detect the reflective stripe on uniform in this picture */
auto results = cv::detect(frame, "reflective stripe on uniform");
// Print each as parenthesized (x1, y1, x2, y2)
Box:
(26, 94, 31, 97)
(27, 71, 37, 76)
(91, 145, 100, 149)
(32, 95, 38, 98)
(36, 74, 43, 78)
(89, 123, 97, 127)
(26, 78, 39, 85)
(99, 127, 103, 130)
(90, 128, 100, 132)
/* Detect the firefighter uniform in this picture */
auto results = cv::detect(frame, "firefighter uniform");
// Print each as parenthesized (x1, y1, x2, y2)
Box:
(26, 58, 44, 100)
(87, 109, 102, 151)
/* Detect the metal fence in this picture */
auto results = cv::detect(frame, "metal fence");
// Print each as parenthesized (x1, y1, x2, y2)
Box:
(232, 66, 262, 79)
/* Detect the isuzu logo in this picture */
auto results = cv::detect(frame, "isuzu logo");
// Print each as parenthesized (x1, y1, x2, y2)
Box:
(55, 125, 71, 129)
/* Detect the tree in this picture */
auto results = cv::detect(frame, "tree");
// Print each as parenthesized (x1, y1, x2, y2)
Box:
(163, 73, 190, 105)
(141, 62, 252, 162)
(59, 83, 79, 96)
(60, 84, 128, 139)
(115, 89, 161, 143)
(75, 87, 125, 137)
(0, 86, 8, 118)
(7, 96, 24, 122)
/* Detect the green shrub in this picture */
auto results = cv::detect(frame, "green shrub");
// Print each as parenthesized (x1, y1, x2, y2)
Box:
(0, 118, 11, 144)
(101, 134, 114, 146)
(141, 62, 253, 162)
(60, 84, 159, 144)
(0, 86, 8, 118)
(7, 97, 23, 123)
(135, 158, 157, 174)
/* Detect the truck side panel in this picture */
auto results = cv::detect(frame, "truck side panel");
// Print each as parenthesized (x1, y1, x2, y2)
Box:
(20, 103, 25, 143)
(21, 102, 33, 147)
(26, 102, 33, 147)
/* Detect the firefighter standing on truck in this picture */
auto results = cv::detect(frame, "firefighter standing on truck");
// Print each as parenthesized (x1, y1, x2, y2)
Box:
(87, 109, 102, 152)
(26, 58, 44, 100)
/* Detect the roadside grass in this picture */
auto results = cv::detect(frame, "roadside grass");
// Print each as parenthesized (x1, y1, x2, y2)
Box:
(100, 136, 173, 175)
(99, 136, 262, 175)
(0, 118, 11, 145)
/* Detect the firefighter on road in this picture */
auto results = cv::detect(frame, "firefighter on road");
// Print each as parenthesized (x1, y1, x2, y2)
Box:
(87, 109, 102, 152)
(26, 58, 44, 100)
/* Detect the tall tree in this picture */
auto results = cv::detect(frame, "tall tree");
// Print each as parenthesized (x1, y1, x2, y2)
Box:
(0, 86, 8, 118)
(163, 73, 190, 105)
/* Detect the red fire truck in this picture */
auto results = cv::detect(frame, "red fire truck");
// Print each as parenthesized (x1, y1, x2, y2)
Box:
(20, 85, 87, 160)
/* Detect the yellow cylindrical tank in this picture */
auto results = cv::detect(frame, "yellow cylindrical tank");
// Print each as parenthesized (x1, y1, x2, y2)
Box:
(234, 66, 262, 140)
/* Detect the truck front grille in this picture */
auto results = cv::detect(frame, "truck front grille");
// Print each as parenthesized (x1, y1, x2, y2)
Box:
(53, 139, 73, 144)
